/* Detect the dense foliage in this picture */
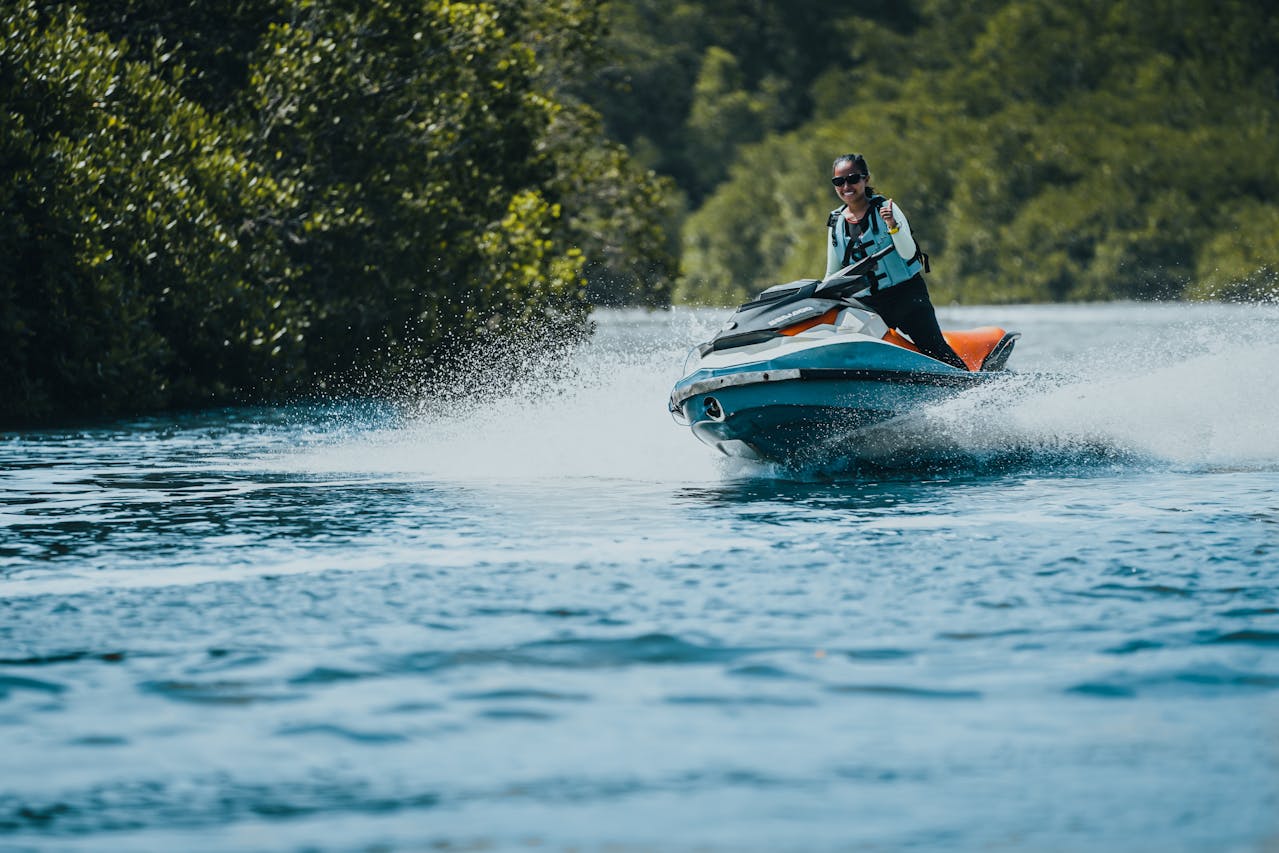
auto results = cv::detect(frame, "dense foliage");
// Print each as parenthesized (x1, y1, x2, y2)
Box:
(598, 0, 1279, 304)
(0, 3, 303, 419)
(1, 0, 674, 424)
(585, 0, 913, 206)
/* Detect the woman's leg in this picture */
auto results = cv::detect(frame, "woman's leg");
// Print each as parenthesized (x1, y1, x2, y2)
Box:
(897, 303, 968, 370)
(864, 276, 968, 370)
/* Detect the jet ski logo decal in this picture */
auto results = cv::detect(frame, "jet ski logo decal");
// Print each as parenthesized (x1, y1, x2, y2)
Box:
(770, 306, 821, 327)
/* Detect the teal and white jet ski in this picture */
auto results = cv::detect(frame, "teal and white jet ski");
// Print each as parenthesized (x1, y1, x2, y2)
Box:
(668, 246, 1019, 464)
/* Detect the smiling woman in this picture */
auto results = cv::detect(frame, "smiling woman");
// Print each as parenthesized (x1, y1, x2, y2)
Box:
(825, 153, 966, 370)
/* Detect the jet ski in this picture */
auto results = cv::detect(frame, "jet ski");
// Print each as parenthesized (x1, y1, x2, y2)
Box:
(668, 245, 1019, 465)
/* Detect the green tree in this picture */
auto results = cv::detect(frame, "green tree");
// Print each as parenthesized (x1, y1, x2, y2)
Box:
(0, 1, 302, 423)
(242, 0, 592, 386)
(683, 47, 785, 200)
(541, 104, 680, 306)
(75, 0, 290, 111)
(678, 0, 1279, 305)
(585, 0, 855, 206)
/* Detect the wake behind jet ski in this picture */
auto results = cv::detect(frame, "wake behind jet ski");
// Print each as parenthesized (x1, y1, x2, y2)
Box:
(668, 245, 1019, 465)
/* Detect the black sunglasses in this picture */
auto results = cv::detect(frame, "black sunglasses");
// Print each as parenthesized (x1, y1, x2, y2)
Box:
(831, 173, 867, 187)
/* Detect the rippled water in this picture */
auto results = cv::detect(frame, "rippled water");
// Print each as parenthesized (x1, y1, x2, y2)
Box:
(3, 304, 1279, 852)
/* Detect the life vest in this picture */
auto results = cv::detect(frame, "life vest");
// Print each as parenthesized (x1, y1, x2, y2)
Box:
(826, 195, 926, 295)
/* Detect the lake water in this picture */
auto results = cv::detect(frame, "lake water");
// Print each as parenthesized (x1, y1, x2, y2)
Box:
(3, 303, 1279, 852)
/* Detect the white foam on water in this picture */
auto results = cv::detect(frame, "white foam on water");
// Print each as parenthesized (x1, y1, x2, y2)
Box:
(1016, 346, 1279, 465)
(895, 331, 1279, 471)
(278, 304, 1279, 481)
(280, 309, 728, 484)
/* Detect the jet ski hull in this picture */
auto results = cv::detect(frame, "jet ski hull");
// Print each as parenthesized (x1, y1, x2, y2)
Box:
(676, 366, 993, 463)
(668, 264, 1019, 466)
(670, 336, 1007, 464)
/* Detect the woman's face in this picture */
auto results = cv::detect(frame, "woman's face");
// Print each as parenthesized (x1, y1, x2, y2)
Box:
(832, 161, 868, 206)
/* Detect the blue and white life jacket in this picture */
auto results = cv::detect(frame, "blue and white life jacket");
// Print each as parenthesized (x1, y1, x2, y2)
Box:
(826, 195, 927, 295)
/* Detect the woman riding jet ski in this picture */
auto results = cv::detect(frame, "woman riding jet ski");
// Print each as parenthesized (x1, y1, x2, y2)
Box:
(667, 244, 1019, 464)
(669, 152, 1018, 465)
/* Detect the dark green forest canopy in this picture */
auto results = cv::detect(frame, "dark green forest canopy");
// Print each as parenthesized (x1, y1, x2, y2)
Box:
(583, 0, 1279, 304)
(1, 0, 674, 424)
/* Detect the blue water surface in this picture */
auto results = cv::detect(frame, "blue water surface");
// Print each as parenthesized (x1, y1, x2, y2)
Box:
(2, 304, 1279, 852)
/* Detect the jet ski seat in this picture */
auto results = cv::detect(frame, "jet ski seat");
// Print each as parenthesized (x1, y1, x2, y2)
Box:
(883, 326, 1020, 372)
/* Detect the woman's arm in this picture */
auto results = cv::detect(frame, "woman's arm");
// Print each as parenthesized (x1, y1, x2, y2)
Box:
(881, 199, 918, 260)
(825, 230, 842, 279)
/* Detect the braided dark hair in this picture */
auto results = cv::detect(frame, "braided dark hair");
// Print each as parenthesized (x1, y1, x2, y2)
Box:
(832, 153, 876, 198)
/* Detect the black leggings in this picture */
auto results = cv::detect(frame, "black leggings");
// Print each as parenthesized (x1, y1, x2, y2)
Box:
(860, 275, 967, 370)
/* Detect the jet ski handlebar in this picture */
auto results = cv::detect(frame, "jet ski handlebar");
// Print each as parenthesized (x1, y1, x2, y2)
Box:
(815, 244, 898, 299)
(697, 243, 904, 356)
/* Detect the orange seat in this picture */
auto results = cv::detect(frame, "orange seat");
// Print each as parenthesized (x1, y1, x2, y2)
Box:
(883, 326, 1011, 372)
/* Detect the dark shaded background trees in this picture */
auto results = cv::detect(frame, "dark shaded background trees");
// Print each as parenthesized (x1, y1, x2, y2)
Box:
(1, 2, 303, 421)
(1, 0, 673, 423)
(637, 0, 1279, 304)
